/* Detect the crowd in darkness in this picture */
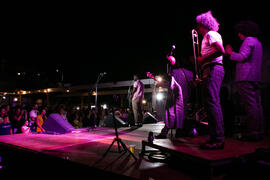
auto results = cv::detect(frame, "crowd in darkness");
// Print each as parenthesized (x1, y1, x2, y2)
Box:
(0, 102, 134, 135)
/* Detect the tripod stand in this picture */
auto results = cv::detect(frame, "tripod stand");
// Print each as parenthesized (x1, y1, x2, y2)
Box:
(103, 100, 137, 161)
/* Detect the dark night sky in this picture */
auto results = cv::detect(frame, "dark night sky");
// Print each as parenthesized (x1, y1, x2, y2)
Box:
(1, 5, 269, 89)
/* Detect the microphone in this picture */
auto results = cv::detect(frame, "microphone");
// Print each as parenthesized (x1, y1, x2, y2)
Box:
(167, 44, 176, 65)
(146, 72, 157, 81)
(168, 44, 176, 56)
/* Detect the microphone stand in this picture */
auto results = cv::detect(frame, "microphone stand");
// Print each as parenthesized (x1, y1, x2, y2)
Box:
(94, 73, 106, 108)
(103, 95, 137, 161)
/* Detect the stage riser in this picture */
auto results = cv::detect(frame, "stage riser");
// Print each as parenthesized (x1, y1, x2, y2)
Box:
(0, 144, 136, 179)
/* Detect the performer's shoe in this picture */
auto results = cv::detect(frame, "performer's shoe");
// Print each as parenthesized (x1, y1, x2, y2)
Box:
(200, 140, 224, 150)
(155, 134, 167, 139)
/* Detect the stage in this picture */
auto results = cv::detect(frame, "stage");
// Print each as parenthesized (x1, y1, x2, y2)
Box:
(0, 123, 270, 179)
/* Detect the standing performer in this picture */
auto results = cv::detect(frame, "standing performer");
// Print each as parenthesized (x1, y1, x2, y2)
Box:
(195, 11, 225, 149)
(225, 20, 264, 141)
(131, 74, 144, 127)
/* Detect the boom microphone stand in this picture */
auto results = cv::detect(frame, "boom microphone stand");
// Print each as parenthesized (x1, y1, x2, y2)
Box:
(103, 95, 137, 161)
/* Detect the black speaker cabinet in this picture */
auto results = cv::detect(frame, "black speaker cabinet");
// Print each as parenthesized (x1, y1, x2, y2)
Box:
(143, 112, 158, 124)
(42, 113, 74, 134)
(104, 114, 128, 127)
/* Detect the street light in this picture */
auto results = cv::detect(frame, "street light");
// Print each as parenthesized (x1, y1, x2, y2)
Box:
(95, 72, 106, 108)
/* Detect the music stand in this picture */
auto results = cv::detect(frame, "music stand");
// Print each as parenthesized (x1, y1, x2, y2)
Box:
(103, 95, 137, 161)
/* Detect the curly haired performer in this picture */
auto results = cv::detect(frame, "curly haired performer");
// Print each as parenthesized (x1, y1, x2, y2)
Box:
(195, 11, 225, 149)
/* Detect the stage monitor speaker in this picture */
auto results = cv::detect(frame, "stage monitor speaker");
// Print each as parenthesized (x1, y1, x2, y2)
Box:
(143, 112, 158, 124)
(104, 114, 128, 128)
(42, 113, 75, 134)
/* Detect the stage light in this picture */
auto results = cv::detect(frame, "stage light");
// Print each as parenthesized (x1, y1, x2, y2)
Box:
(92, 91, 97, 96)
(156, 76, 162, 82)
(156, 93, 164, 101)
(13, 97, 18, 102)
(142, 99, 147, 104)
(102, 104, 108, 109)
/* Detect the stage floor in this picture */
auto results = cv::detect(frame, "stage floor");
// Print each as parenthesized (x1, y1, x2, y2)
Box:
(0, 123, 270, 179)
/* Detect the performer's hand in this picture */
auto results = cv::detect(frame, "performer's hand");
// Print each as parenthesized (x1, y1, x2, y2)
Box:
(225, 44, 233, 55)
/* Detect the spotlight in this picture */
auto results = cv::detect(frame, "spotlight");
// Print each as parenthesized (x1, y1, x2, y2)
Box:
(156, 93, 164, 101)
(156, 76, 162, 82)
(142, 99, 147, 104)
(102, 104, 108, 109)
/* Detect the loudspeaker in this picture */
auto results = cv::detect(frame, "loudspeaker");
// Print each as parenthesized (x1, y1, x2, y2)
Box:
(143, 112, 158, 124)
(104, 114, 128, 127)
(42, 113, 75, 134)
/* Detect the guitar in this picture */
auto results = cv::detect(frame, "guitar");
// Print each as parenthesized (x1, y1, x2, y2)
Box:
(146, 72, 158, 82)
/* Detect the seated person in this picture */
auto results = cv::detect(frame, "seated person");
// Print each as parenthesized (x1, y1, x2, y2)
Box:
(21, 119, 31, 134)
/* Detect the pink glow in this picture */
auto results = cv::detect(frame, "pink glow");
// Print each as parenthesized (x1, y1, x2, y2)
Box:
(167, 56, 176, 66)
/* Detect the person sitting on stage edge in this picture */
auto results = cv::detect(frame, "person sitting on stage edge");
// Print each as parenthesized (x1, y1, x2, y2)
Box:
(195, 11, 225, 150)
(225, 20, 264, 141)
(21, 119, 31, 134)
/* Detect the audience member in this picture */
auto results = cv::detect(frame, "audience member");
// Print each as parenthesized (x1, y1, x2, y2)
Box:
(12, 106, 28, 134)
(0, 107, 12, 135)
(36, 108, 46, 133)
(21, 119, 31, 134)
(57, 104, 68, 121)
(29, 104, 39, 132)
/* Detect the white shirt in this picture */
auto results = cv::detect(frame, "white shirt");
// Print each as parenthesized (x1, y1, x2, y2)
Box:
(21, 125, 31, 134)
(201, 31, 223, 68)
(29, 110, 38, 120)
(132, 80, 144, 101)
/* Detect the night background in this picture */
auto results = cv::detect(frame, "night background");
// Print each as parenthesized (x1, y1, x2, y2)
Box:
(1, 5, 270, 90)
(1, 5, 270, 179)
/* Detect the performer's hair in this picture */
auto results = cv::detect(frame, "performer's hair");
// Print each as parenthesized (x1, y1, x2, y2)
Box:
(196, 10, 219, 31)
(234, 20, 260, 37)
(134, 74, 141, 79)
